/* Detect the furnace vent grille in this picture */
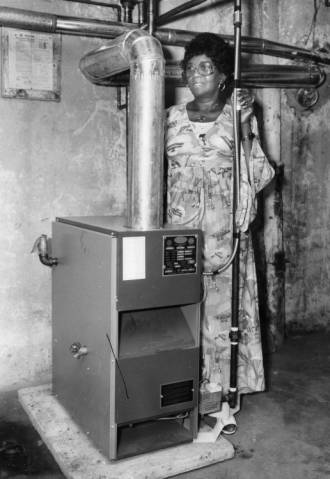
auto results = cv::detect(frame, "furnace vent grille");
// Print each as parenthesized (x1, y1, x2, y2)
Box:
(161, 380, 193, 407)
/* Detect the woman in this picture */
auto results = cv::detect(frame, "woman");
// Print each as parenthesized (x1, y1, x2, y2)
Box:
(165, 33, 274, 436)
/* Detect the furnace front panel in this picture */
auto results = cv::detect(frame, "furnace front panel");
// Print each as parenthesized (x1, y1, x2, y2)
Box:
(52, 216, 202, 460)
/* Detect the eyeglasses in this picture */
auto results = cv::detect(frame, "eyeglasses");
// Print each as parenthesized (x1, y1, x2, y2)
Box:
(185, 61, 215, 77)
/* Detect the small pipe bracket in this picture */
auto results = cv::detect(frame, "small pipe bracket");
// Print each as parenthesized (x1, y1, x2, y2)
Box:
(229, 328, 241, 343)
(233, 10, 242, 26)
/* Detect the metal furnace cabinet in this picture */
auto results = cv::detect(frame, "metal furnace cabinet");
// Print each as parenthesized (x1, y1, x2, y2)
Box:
(52, 216, 202, 460)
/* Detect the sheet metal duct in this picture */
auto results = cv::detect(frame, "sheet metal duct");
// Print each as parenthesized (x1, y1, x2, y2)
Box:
(0, 6, 330, 66)
(0, 6, 135, 38)
(91, 62, 326, 89)
(80, 30, 165, 230)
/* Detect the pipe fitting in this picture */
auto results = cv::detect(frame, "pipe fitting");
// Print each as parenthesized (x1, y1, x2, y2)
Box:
(31, 234, 58, 267)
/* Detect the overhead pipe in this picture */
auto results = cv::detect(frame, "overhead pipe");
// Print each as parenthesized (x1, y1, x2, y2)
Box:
(156, 0, 207, 27)
(80, 29, 165, 230)
(62, 0, 122, 21)
(156, 29, 330, 66)
(0, 6, 136, 38)
(240, 64, 325, 89)
(102, 63, 326, 89)
(0, 7, 329, 66)
(62, 0, 120, 6)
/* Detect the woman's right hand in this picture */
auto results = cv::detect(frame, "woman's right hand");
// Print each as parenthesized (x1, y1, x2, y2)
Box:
(233, 89, 255, 124)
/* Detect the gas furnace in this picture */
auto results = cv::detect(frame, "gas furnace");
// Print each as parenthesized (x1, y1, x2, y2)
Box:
(52, 215, 202, 460)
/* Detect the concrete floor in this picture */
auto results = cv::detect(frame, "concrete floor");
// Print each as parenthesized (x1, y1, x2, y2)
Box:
(1, 331, 330, 479)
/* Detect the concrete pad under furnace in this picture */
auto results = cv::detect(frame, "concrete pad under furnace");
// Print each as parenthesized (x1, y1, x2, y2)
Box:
(18, 384, 235, 479)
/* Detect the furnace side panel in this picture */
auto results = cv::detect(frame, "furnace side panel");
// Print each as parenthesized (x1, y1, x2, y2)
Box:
(52, 222, 116, 457)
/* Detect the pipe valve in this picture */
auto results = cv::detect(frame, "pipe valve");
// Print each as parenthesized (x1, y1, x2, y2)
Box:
(70, 342, 89, 359)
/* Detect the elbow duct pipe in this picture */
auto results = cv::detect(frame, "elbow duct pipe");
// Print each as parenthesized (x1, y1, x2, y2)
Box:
(80, 30, 165, 230)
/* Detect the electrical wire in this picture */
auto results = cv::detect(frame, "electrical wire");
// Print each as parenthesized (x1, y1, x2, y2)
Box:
(304, 0, 322, 47)
(106, 333, 130, 399)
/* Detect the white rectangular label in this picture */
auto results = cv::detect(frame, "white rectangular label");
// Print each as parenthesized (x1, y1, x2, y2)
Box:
(122, 236, 146, 281)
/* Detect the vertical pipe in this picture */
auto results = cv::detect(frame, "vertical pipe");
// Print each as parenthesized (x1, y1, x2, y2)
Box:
(127, 32, 164, 229)
(228, 0, 242, 409)
(120, 1, 133, 23)
(148, 0, 155, 35)
(137, 0, 146, 25)
(261, 0, 285, 351)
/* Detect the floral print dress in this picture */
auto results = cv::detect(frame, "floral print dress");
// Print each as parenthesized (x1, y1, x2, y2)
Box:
(165, 102, 275, 395)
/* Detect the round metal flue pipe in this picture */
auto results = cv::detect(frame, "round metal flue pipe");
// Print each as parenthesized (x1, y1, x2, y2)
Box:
(80, 30, 165, 230)
(0, 7, 330, 65)
(0, 6, 135, 39)
(56, 16, 134, 38)
(0, 6, 56, 32)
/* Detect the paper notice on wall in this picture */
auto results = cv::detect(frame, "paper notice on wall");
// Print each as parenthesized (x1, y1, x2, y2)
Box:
(122, 236, 146, 281)
(7, 29, 54, 91)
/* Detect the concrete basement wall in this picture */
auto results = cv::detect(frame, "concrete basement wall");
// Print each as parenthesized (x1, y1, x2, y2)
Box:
(1, 0, 329, 392)
(155, 0, 330, 335)
(0, 0, 238, 393)
(0, 0, 127, 391)
(279, 0, 330, 332)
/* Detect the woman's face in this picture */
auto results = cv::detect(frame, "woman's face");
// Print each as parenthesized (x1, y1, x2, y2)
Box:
(185, 54, 226, 100)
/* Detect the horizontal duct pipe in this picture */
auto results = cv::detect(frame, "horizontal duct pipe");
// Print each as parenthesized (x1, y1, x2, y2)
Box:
(80, 30, 165, 230)
(0, 6, 135, 38)
(82, 62, 326, 89)
(156, 29, 330, 66)
(0, 7, 330, 66)
(239, 64, 326, 89)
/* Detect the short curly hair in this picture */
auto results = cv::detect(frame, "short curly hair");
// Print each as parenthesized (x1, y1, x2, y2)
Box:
(182, 32, 234, 88)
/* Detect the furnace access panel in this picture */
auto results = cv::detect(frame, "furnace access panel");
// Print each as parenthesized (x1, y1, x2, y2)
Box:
(52, 216, 202, 460)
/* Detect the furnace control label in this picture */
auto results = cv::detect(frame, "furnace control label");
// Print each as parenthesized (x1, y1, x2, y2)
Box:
(163, 234, 198, 275)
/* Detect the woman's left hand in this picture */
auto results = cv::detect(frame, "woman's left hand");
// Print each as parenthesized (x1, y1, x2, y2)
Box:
(235, 89, 255, 124)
